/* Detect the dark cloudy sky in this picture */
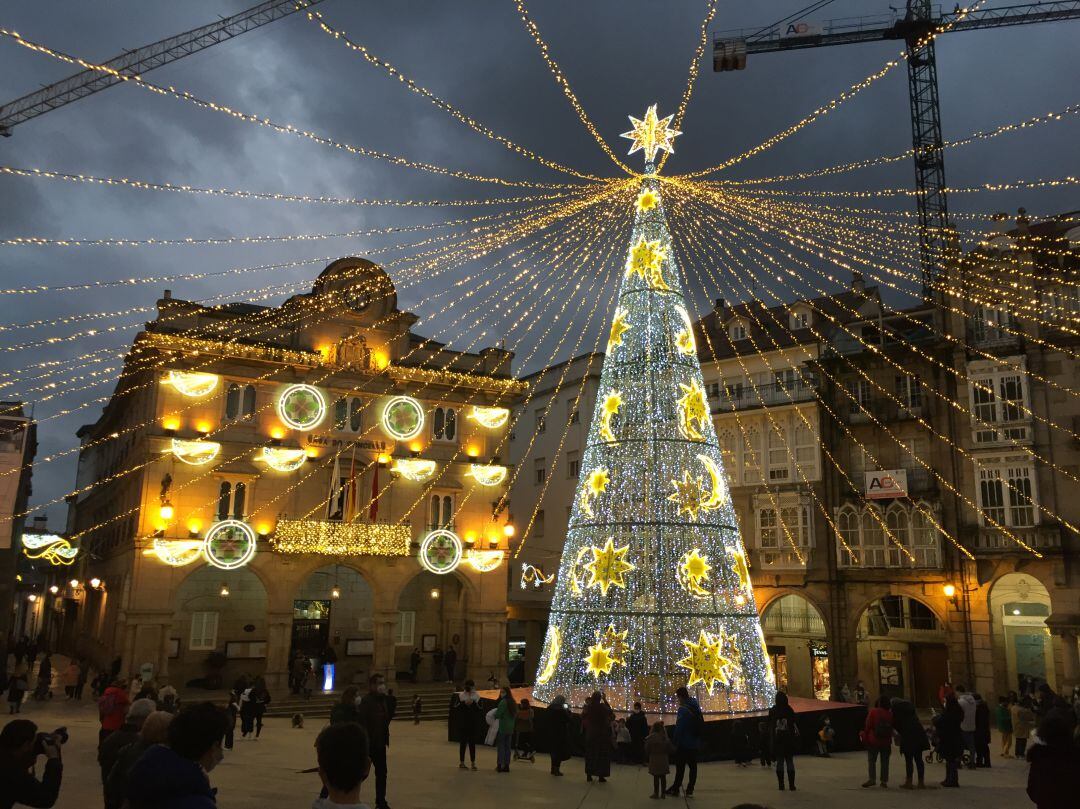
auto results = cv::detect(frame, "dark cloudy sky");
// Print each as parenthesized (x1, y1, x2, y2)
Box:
(1, 0, 1077, 516)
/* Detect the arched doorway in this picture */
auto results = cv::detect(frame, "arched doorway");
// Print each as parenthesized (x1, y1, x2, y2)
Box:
(988, 573, 1055, 696)
(856, 594, 946, 709)
(291, 564, 373, 692)
(396, 570, 467, 683)
(761, 593, 830, 700)
(171, 565, 267, 689)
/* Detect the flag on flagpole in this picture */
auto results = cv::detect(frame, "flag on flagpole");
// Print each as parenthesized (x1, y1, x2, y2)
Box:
(345, 445, 358, 521)
(369, 456, 380, 522)
(326, 451, 342, 520)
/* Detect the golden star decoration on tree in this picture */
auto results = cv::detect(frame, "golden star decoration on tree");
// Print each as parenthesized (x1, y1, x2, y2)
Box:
(584, 537, 636, 596)
(669, 471, 707, 519)
(579, 467, 610, 518)
(636, 188, 659, 213)
(626, 236, 666, 280)
(608, 308, 630, 352)
(620, 103, 682, 163)
(584, 641, 616, 678)
(678, 549, 712, 596)
(598, 624, 630, 667)
(677, 380, 709, 441)
(677, 630, 735, 695)
(599, 390, 622, 442)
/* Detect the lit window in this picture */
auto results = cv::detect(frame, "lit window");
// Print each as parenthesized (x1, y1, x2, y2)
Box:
(190, 611, 219, 651)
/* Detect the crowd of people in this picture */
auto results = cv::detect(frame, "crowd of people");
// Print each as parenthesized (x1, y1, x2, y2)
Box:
(3, 646, 1080, 809)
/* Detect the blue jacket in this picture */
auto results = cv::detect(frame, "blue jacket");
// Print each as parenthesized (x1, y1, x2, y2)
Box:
(673, 698, 703, 750)
(125, 744, 216, 809)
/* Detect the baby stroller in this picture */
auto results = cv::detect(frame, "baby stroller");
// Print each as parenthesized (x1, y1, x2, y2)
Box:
(925, 713, 971, 767)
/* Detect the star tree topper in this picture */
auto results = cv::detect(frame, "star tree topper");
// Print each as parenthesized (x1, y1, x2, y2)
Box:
(621, 103, 681, 164)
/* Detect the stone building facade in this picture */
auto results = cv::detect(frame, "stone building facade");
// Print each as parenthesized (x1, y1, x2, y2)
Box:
(66, 258, 524, 690)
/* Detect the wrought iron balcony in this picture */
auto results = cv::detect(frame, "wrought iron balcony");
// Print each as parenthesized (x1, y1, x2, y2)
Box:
(711, 379, 817, 412)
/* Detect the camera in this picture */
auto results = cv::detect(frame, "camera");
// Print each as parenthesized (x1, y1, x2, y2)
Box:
(32, 727, 68, 755)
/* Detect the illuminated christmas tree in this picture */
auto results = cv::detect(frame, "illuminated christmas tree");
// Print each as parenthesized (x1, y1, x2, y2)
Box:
(532, 105, 774, 714)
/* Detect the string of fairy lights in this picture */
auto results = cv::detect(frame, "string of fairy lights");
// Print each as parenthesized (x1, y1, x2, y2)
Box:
(3, 0, 1077, 705)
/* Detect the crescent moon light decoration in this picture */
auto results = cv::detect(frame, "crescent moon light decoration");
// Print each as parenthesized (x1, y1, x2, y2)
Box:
(535, 627, 561, 685)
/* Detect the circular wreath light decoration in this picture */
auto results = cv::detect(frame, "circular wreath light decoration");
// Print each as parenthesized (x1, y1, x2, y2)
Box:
(203, 520, 258, 570)
(382, 395, 425, 441)
(276, 384, 327, 431)
(418, 529, 463, 574)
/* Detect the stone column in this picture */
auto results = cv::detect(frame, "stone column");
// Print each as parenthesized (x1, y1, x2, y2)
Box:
(264, 610, 294, 692)
(373, 609, 399, 683)
(1059, 630, 1080, 691)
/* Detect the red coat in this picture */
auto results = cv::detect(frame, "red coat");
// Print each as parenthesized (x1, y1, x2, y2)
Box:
(863, 707, 894, 749)
(98, 686, 130, 732)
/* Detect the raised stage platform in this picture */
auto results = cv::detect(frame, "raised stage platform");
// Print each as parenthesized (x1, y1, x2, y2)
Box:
(447, 688, 867, 762)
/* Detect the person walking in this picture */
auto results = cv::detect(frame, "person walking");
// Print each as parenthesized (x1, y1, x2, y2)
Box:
(73, 660, 89, 700)
(891, 698, 930, 789)
(411, 694, 423, 725)
(769, 692, 798, 791)
(956, 685, 977, 767)
(582, 690, 614, 783)
(935, 694, 964, 787)
(862, 695, 894, 788)
(5, 658, 28, 714)
(1026, 712, 1080, 809)
(627, 702, 648, 765)
(240, 677, 270, 739)
(1012, 697, 1036, 758)
(973, 693, 991, 767)
(996, 695, 1014, 758)
(493, 686, 516, 772)
(731, 718, 753, 766)
(357, 673, 394, 809)
(456, 680, 482, 770)
(645, 721, 675, 799)
(546, 695, 571, 776)
(666, 686, 703, 797)
(409, 649, 421, 683)
(62, 660, 79, 700)
(758, 719, 773, 767)
(33, 653, 52, 701)
(223, 692, 239, 751)
(514, 698, 535, 762)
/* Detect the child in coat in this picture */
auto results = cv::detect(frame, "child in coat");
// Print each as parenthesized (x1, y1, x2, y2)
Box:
(645, 721, 675, 799)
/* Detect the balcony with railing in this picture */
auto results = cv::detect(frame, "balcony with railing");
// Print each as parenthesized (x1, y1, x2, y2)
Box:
(755, 547, 809, 570)
(711, 379, 817, 412)
(967, 524, 1061, 555)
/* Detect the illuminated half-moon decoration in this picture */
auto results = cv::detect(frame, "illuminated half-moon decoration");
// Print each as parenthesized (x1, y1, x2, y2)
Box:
(535, 626, 561, 685)
(170, 438, 222, 466)
(276, 384, 327, 431)
(567, 546, 592, 596)
(203, 520, 257, 570)
(392, 458, 437, 482)
(418, 529, 462, 574)
(382, 396, 424, 441)
(22, 533, 78, 566)
(165, 370, 219, 398)
(468, 464, 507, 487)
(675, 306, 697, 356)
(468, 406, 509, 429)
(465, 549, 504, 572)
(696, 453, 730, 512)
(151, 537, 204, 567)
(259, 446, 307, 472)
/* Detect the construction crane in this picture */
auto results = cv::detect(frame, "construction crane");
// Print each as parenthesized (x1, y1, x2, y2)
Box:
(0, 0, 327, 137)
(713, 1, 1080, 289)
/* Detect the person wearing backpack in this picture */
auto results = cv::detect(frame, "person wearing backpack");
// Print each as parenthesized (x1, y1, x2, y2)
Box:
(665, 686, 703, 797)
(769, 692, 799, 791)
(862, 695, 895, 788)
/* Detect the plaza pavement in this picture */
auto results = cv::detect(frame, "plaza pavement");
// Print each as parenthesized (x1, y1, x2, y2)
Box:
(10, 697, 1034, 809)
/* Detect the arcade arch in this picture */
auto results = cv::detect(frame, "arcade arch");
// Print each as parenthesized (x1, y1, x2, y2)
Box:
(761, 593, 830, 699)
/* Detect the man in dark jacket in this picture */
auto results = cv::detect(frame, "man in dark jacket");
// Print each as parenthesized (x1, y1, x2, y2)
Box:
(98, 698, 155, 787)
(1027, 713, 1080, 809)
(626, 702, 649, 764)
(125, 702, 227, 809)
(666, 687, 703, 798)
(356, 673, 395, 809)
(0, 719, 62, 809)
